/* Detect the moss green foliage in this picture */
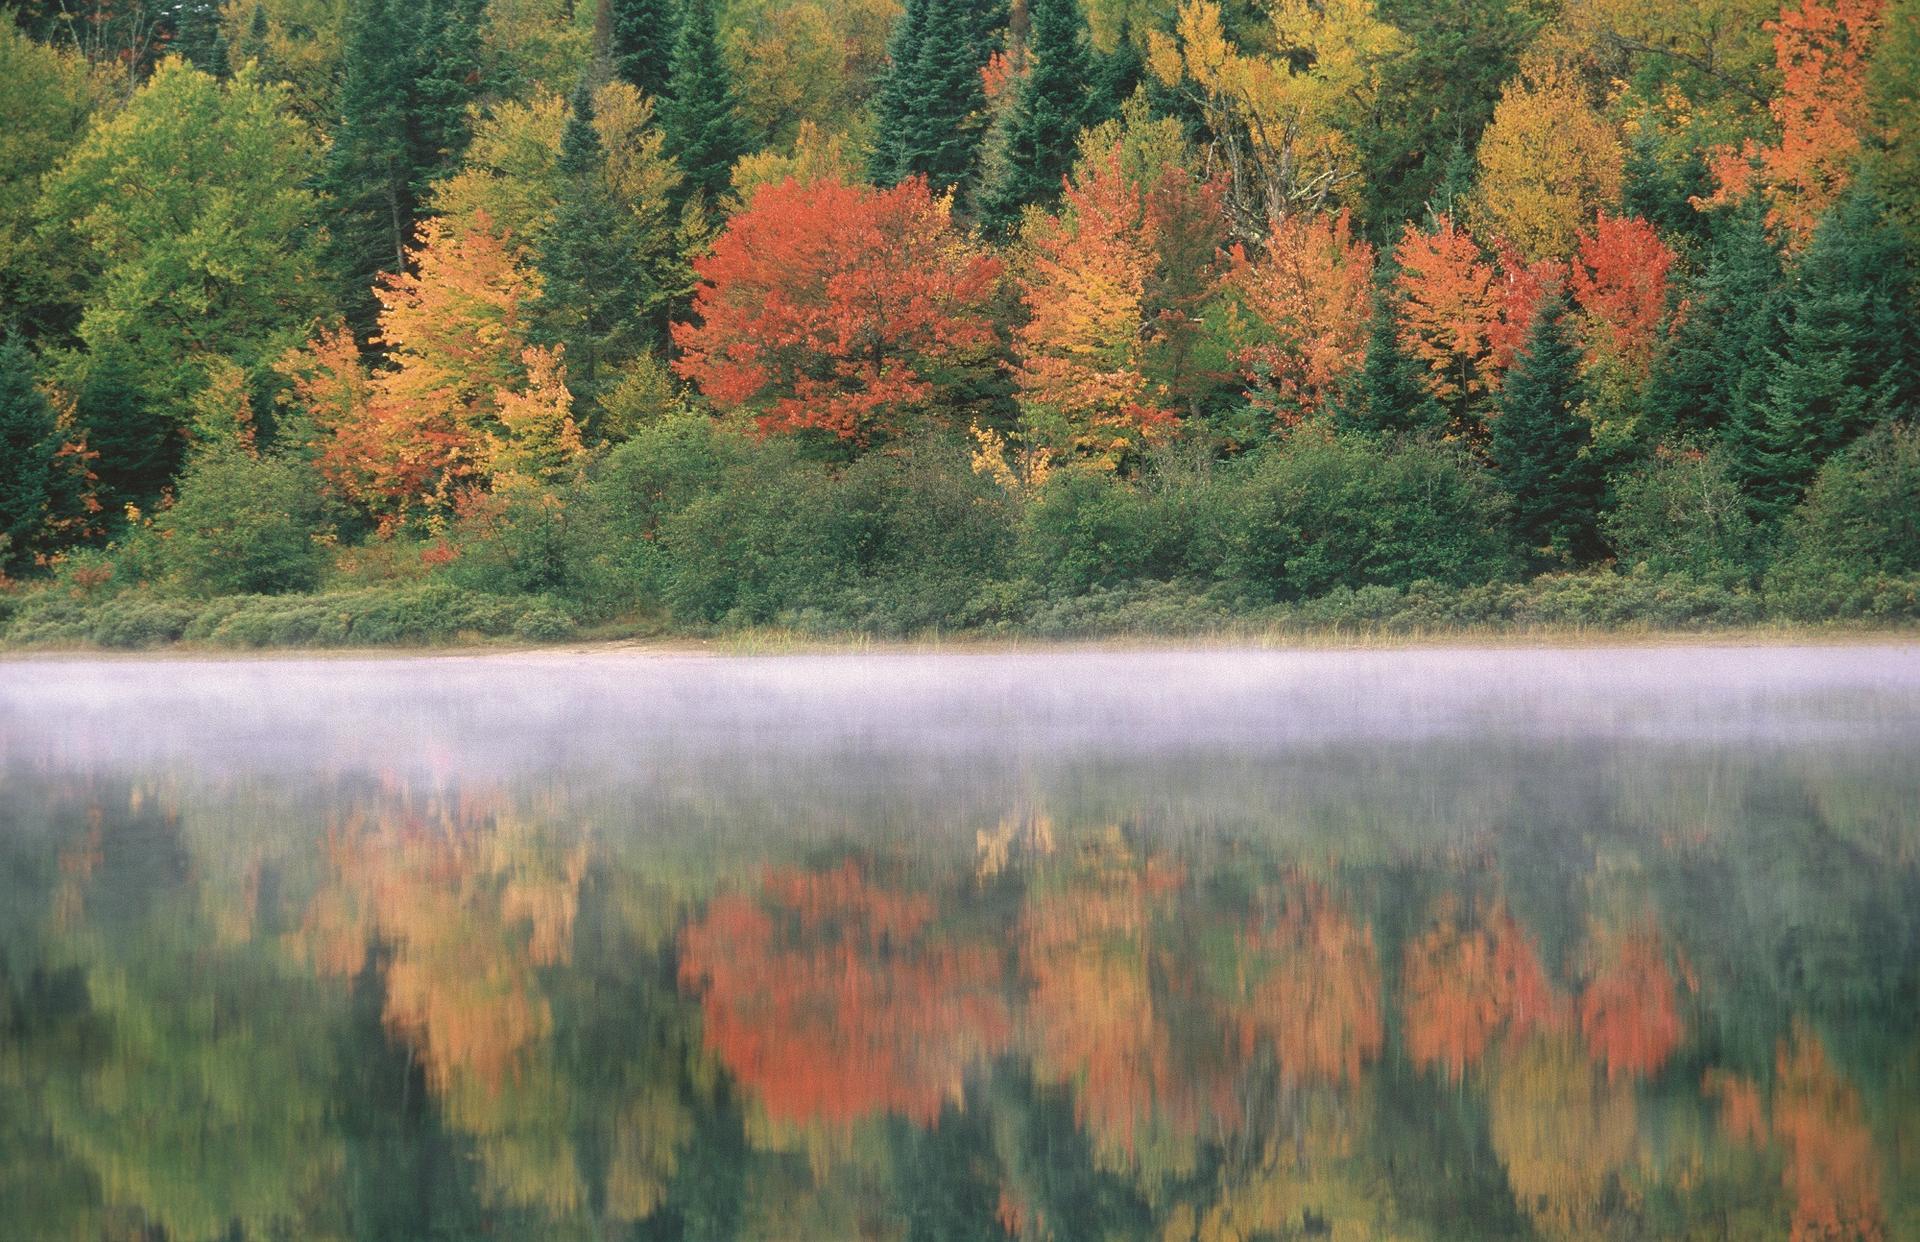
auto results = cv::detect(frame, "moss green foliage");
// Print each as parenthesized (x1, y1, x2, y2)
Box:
(0, 339, 60, 571)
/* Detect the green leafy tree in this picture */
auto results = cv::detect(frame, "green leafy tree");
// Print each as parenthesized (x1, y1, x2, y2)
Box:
(1730, 189, 1919, 521)
(1490, 287, 1602, 565)
(1603, 445, 1761, 585)
(0, 26, 99, 345)
(534, 84, 655, 421)
(661, 0, 749, 203)
(0, 339, 59, 570)
(977, 0, 1097, 231)
(39, 58, 329, 504)
(610, 0, 678, 100)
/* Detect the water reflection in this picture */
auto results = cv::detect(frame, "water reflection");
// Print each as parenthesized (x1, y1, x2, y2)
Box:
(1, 649, 1917, 1239)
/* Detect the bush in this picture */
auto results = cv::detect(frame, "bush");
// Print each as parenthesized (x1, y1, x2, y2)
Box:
(1204, 432, 1515, 600)
(1770, 423, 1920, 582)
(1017, 468, 1187, 595)
(89, 599, 202, 648)
(657, 444, 844, 624)
(590, 413, 745, 602)
(1604, 445, 1760, 586)
(154, 450, 328, 595)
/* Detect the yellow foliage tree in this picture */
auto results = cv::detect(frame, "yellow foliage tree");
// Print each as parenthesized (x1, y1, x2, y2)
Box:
(1146, 0, 1402, 237)
(1471, 65, 1627, 261)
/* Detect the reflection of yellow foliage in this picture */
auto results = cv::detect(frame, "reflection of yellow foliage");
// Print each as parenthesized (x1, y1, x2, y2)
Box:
(1490, 1036, 1640, 1239)
(975, 811, 1057, 879)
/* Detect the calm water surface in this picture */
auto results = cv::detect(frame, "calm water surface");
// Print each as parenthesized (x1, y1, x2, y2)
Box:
(1, 646, 1917, 1240)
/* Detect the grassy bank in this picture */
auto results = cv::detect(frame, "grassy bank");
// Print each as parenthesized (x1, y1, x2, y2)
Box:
(4, 569, 1916, 654)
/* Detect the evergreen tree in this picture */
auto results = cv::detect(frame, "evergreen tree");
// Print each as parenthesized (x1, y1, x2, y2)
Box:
(1490, 288, 1602, 565)
(869, 0, 928, 183)
(173, 1, 231, 77)
(610, 0, 677, 100)
(238, 4, 271, 66)
(324, 0, 485, 337)
(534, 84, 653, 422)
(1647, 197, 1783, 440)
(976, 0, 1095, 232)
(660, 0, 748, 203)
(1338, 286, 1446, 439)
(1090, 20, 1143, 126)
(1730, 189, 1919, 521)
(873, 0, 1003, 194)
(0, 339, 57, 571)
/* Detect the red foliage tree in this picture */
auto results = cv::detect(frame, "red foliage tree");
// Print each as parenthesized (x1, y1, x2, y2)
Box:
(671, 176, 1003, 445)
(1222, 209, 1376, 429)
(1699, 0, 1887, 245)
(1394, 216, 1502, 417)
(1570, 213, 1677, 380)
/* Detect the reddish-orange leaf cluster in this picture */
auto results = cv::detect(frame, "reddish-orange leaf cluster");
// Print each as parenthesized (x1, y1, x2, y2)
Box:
(1570, 213, 1676, 380)
(1485, 245, 1567, 375)
(1223, 209, 1376, 428)
(1232, 875, 1383, 1083)
(1700, 0, 1886, 244)
(671, 175, 1003, 445)
(1394, 216, 1502, 413)
(1014, 149, 1228, 465)
(1578, 930, 1684, 1082)
(677, 862, 1011, 1130)
(1401, 896, 1565, 1081)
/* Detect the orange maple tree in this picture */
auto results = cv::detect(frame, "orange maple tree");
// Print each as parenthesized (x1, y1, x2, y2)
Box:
(1570, 213, 1677, 380)
(1699, 0, 1887, 244)
(1485, 245, 1568, 376)
(1222, 209, 1376, 428)
(671, 175, 1003, 446)
(1013, 149, 1228, 467)
(1393, 216, 1503, 419)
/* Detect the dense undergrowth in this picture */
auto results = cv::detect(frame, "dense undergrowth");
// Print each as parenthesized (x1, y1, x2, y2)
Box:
(6, 416, 1916, 651)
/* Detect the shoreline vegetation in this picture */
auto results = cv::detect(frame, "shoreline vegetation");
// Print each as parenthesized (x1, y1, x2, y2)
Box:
(4, 1, 1919, 657)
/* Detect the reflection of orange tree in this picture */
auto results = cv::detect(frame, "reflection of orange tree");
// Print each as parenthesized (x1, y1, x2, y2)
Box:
(1706, 1023, 1887, 1241)
(296, 792, 586, 1094)
(1018, 831, 1238, 1172)
(1578, 927, 1687, 1084)
(677, 859, 1012, 1133)
(1401, 895, 1566, 1081)
(1230, 874, 1383, 1085)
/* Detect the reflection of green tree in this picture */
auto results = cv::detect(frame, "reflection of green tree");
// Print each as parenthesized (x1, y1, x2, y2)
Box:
(37, 784, 347, 1241)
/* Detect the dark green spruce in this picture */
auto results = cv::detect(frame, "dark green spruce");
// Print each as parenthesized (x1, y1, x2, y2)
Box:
(0, 339, 59, 572)
(660, 0, 748, 204)
(534, 85, 653, 420)
(976, 0, 1097, 231)
(873, 0, 1004, 195)
(609, 0, 677, 101)
(1490, 288, 1603, 565)
(1338, 285, 1447, 439)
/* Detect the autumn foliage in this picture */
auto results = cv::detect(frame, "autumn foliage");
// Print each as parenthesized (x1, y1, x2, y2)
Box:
(1400, 896, 1565, 1081)
(1700, 0, 1887, 244)
(1222, 210, 1376, 428)
(1571, 213, 1678, 379)
(671, 176, 1003, 445)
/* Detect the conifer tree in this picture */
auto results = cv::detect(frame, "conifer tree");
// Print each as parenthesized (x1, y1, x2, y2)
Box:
(1338, 286, 1445, 439)
(1730, 189, 1920, 519)
(610, 0, 677, 101)
(1490, 288, 1602, 565)
(0, 338, 57, 571)
(1646, 198, 1782, 439)
(1091, 20, 1142, 125)
(534, 84, 652, 421)
(874, 0, 1002, 195)
(238, 4, 271, 66)
(976, 0, 1095, 231)
(660, 0, 748, 203)
(324, 0, 485, 336)
(869, 0, 928, 183)
(174, 1, 231, 77)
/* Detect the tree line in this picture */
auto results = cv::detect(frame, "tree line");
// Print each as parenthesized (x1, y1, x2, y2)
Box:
(1, 0, 1917, 639)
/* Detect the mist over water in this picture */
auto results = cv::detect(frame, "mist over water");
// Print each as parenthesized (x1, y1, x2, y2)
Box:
(1, 646, 1917, 1239)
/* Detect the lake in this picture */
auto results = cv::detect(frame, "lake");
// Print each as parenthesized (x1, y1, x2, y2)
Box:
(1, 646, 1916, 1240)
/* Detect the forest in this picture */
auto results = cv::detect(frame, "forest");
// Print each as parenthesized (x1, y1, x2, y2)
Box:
(1, 0, 1917, 645)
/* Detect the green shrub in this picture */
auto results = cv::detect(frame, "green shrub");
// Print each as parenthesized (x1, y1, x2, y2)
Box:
(591, 413, 745, 601)
(89, 599, 202, 648)
(154, 450, 327, 595)
(1205, 432, 1515, 600)
(1769, 423, 1920, 588)
(1017, 468, 1185, 595)
(1604, 445, 1761, 585)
